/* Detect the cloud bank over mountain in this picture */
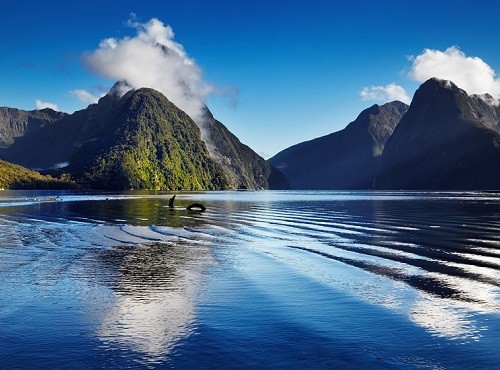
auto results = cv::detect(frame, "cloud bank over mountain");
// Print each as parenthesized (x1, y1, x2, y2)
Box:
(361, 47, 500, 105)
(83, 17, 213, 122)
(360, 83, 411, 104)
(409, 46, 500, 103)
(35, 99, 59, 111)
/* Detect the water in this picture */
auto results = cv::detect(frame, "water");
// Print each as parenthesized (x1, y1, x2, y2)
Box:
(0, 190, 499, 369)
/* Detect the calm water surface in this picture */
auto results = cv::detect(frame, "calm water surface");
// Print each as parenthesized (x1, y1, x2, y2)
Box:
(0, 190, 499, 369)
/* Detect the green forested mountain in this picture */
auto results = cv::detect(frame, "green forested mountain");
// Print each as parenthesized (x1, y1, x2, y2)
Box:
(0, 107, 66, 148)
(1, 84, 286, 190)
(71, 88, 228, 190)
(4, 87, 227, 190)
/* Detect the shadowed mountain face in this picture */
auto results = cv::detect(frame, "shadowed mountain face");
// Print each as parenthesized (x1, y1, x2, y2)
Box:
(470, 94, 500, 133)
(0, 107, 66, 148)
(200, 108, 290, 190)
(269, 101, 408, 189)
(377, 78, 500, 190)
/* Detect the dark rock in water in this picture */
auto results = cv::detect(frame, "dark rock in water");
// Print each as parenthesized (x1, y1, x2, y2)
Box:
(377, 78, 500, 190)
(269, 101, 408, 189)
(168, 195, 176, 208)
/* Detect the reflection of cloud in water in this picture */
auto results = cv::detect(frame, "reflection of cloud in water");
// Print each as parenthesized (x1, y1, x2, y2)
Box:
(95, 239, 214, 363)
(409, 292, 486, 340)
(99, 288, 195, 360)
(277, 238, 498, 341)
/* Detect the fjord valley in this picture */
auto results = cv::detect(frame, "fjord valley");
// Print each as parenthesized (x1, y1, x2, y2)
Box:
(2, 77, 500, 192)
(2, 2, 500, 367)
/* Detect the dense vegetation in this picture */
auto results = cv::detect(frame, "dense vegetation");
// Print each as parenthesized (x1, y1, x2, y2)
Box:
(0, 160, 75, 189)
(67, 89, 228, 190)
(0, 107, 66, 148)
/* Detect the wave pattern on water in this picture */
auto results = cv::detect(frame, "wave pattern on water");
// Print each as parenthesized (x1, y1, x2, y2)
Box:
(0, 203, 214, 366)
(202, 192, 500, 341)
(0, 190, 499, 366)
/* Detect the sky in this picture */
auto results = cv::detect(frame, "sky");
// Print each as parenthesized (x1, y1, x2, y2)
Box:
(1, 0, 499, 158)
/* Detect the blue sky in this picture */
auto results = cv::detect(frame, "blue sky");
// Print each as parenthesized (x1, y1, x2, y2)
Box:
(1, 0, 499, 158)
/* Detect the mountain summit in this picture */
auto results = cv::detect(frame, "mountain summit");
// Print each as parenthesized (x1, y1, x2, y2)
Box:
(377, 78, 500, 189)
(269, 101, 408, 189)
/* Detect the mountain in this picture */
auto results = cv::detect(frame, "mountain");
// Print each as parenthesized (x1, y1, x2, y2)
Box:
(470, 93, 500, 133)
(1, 84, 287, 190)
(4, 86, 227, 190)
(0, 159, 74, 190)
(0, 107, 66, 148)
(199, 108, 290, 189)
(377, 78, 500, 190)
(269, 101, 408, 189)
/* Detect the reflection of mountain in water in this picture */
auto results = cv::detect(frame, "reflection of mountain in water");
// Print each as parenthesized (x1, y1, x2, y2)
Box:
(95, 241, 213, 363)
(0, 193, 216, 363)
(0, 190, 498, 360)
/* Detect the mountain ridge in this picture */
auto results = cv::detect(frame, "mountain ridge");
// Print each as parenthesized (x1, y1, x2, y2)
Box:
(269, 101, 409, 189)
(376, 78, 500, 190)
(0, 107, 67, 149)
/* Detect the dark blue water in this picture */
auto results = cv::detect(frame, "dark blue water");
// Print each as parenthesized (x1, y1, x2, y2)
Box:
(0, 191, 498, 369)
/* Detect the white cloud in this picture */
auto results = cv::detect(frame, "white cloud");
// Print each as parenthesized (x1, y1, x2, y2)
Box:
(360, 83, 411, 104)
(409, 46, 500, 99)
(35, 99, 59, 111)
(84, 18, 213, 123)
(69, 89, 101, 105)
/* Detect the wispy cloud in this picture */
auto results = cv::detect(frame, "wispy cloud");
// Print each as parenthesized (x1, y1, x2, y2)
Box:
(69, 89, 101, 105)
(83, 17, 213, 122)
(360, 83, 410, 104)
(35, 99, 59, 111)
(408, 46, 500, 101)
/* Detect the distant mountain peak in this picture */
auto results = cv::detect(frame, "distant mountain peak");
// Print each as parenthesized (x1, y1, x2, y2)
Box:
(378, 78, 500, 190)
(424, 77, 460, 90)
(106, 81, 134, 100)
(269, 100, 408, 189)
